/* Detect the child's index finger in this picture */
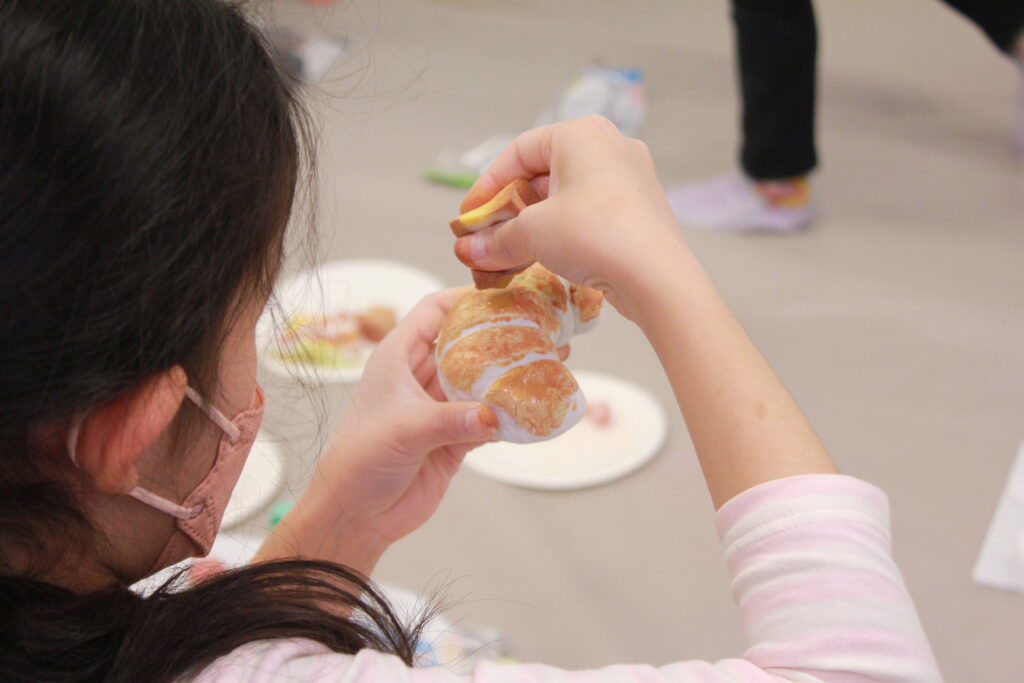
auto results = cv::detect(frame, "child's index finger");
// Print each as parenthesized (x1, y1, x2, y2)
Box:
(460, 124, 558, 212)
(460, 173, 504, 213)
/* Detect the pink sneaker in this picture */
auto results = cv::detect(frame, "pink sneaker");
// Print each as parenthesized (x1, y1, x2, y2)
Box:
(666, 171, 814, 233)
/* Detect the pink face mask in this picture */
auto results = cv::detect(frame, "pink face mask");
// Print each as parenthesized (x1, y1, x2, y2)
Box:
(67, 383, 265, 573)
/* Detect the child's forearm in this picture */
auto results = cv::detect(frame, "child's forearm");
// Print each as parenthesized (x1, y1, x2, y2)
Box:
(625, 245, 837, 509)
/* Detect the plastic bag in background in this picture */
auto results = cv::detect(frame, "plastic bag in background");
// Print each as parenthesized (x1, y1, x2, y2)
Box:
(426, 134, 515, 189)
(534, 64, 648, 137)
(426, 64, 648, 188)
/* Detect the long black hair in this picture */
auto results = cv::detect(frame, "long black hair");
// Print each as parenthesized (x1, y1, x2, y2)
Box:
(0, 1, 422, 680)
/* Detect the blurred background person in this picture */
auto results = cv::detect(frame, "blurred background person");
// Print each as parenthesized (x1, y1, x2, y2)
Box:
(667, 0, 1024, 233)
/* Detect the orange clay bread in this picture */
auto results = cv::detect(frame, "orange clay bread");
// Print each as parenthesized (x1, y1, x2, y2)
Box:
(439, 180, 604, 443)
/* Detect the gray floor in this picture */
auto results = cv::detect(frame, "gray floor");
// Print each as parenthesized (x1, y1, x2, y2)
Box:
(258, 1, 1024, 679)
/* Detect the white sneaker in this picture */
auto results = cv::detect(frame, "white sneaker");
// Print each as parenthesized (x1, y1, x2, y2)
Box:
(666, 171, 814, 233)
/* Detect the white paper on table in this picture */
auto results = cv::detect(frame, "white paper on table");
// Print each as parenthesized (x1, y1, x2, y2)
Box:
(972, 441, 1024, 594)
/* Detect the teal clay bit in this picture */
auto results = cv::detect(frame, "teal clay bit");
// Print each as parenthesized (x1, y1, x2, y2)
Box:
(269, 499, 294, 528)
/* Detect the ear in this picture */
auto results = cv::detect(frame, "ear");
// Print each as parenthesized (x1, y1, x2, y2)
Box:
(74, 366, 188, 495)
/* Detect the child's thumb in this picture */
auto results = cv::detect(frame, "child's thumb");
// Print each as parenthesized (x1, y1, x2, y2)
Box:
(393, 402, 498, 454)
(453, 209, 539, 273)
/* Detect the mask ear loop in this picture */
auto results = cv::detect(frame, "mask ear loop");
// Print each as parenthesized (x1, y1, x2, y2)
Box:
(66, 386, 241, 520)
(183, 386, 241, 444)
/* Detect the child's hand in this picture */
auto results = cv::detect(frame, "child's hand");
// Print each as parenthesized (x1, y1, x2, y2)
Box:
(322, 287, 499, 543)
(454, 115, 688, 320)
(258, 288, 497, 575)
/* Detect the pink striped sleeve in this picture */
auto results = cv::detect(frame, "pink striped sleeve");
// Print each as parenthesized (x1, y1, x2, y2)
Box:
(192, 474, 942, 683)
(715, 474, 941, 682)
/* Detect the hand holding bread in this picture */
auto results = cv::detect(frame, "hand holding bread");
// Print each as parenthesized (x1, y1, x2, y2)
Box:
(453, 115, 685, 322)
(439, 179, 604, 443)
(439, 116, 692, 443)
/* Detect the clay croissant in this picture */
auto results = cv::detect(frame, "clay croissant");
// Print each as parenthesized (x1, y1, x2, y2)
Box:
(438, 180, 603, 443)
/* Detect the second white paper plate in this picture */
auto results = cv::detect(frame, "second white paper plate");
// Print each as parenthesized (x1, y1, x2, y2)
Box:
(258, 259, 445, 384)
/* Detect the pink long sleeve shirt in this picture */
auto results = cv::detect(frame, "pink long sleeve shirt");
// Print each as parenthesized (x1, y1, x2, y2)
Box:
(191, 475, 942, 682)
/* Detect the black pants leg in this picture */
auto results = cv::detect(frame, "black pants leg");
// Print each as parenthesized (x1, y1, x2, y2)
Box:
(731, 0, 1021, 182)
(733, 0, 1019, 181)
(732, 0, 818, 181)
(941, 0, 1024, 54)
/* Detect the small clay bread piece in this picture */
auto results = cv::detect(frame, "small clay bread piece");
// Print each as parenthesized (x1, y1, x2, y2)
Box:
(450, 178, 541, 290)
(357, 307, 397, 342)
(569, 285, 603, 323)
(448, 178, 540, 237)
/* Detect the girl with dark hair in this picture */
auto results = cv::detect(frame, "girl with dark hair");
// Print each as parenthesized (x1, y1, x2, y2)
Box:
(0, 1, 940, 681)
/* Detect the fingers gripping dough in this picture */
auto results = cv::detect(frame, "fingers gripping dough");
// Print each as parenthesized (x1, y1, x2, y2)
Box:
(449, 178, 542, 290)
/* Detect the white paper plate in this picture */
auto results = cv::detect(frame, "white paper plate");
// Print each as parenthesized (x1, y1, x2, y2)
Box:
(222, 436, 287, 529)
(258, 259, 445, 383)
(464, 370, 668, 490)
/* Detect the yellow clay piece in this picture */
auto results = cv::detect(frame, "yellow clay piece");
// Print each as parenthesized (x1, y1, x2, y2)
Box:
(449, 178, 540, 237)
